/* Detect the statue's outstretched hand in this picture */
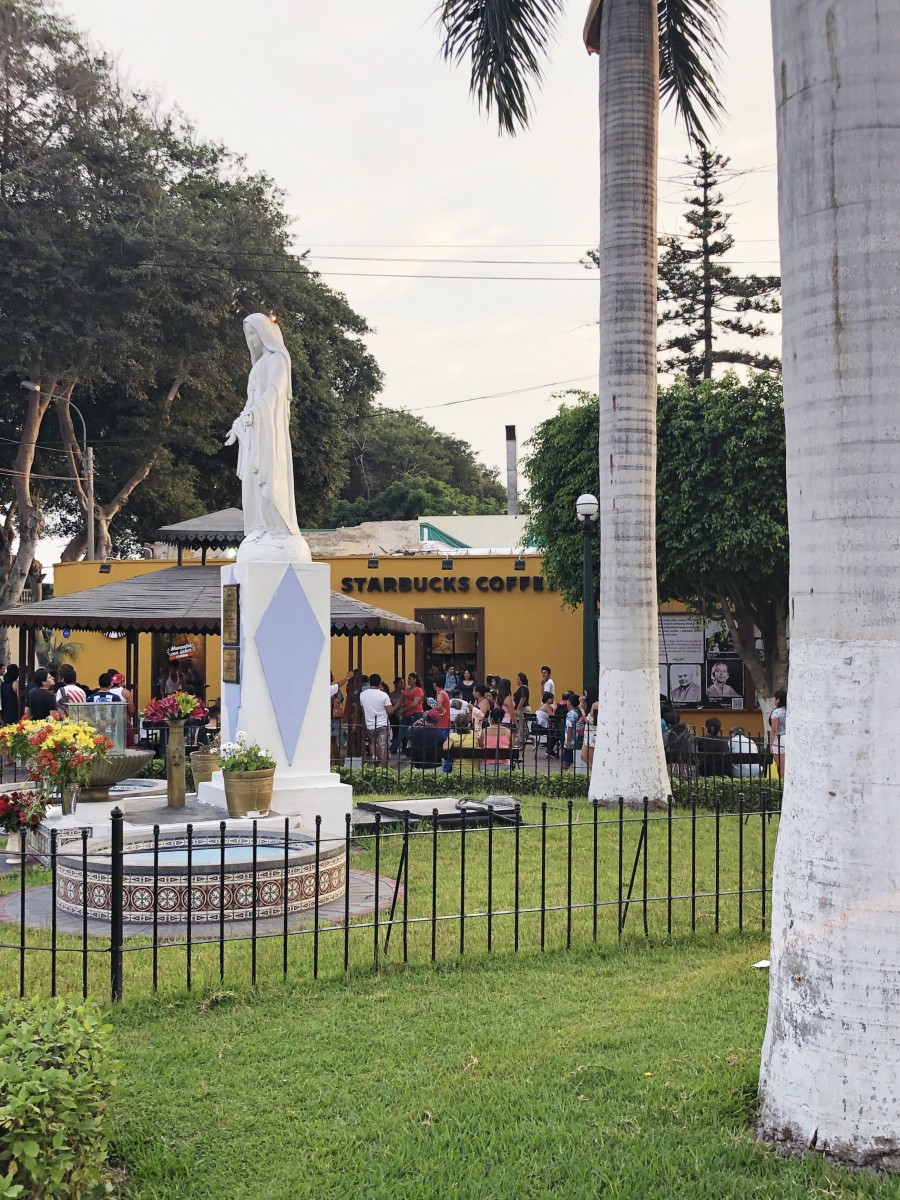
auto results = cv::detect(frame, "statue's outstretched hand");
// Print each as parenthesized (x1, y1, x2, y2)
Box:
(224, 428, 237, 447)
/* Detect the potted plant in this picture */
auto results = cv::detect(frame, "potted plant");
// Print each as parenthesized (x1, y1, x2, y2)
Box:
(143, 692, 207, 810)
(191, 732, 221, 788)
(219, 732, 276, 819)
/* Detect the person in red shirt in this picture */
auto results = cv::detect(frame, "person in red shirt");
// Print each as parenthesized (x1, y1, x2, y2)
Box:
(395, 671, 425, 754)
(432, 677, 451, 730)
(431, 676, 453, 774)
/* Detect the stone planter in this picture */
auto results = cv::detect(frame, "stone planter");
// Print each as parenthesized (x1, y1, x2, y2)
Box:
(79, 749, 155, 803)
(190, 750, 221, 788)
(222, 768, 275, 819)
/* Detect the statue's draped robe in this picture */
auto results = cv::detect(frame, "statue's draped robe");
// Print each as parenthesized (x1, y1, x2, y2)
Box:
(237, 315, 302, 541)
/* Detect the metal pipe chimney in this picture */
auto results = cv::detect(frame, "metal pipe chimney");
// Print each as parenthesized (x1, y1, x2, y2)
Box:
(505, 425, 519, 515)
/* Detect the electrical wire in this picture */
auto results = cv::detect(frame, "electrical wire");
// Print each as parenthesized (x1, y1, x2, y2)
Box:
(406, 375, 596, 412)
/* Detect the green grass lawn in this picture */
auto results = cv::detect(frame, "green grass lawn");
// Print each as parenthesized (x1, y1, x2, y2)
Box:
(109, 937, 896, 1200)
(2, 797, 779, 1000)
(5, 812, 897, 1198)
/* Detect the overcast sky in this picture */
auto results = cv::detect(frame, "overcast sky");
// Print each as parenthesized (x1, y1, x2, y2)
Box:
(66, 0, 779, 482)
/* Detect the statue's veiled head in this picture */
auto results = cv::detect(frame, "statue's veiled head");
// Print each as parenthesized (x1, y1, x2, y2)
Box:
(243, 313, 287, 365)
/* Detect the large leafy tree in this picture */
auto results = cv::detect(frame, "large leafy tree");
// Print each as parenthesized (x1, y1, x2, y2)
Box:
(524, 378, 788, 701)
(0, 0, 381, 590)
(334, 476, 503, 526)
(339, 407, 505, 508)
(439, 0, 724, 807)
(758, 0, 900, 1164)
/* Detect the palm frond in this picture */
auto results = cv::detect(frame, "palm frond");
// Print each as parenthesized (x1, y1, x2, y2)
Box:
(437, 0, 563, 135)
(657, 0, 726, 145)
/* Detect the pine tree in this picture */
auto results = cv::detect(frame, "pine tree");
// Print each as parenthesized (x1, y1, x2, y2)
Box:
(658, 149, 781, 380)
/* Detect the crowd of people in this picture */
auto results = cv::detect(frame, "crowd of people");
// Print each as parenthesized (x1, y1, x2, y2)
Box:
(330, 663, 600, 773)
(0, 661, 136, 763)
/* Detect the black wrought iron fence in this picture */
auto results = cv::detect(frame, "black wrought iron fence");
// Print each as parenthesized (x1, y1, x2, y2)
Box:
(1, 794, 779, 1003)
(331, 718, 782, 806)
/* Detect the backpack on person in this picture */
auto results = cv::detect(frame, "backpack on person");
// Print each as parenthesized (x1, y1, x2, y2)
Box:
(331, 689, 344, 720)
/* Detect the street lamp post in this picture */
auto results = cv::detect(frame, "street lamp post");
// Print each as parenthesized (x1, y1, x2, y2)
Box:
(21, 382, 95, 561)
(575, 493, 599, 696)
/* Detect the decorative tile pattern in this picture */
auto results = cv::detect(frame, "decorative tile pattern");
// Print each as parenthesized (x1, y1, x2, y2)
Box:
(54, 834, 345, 924)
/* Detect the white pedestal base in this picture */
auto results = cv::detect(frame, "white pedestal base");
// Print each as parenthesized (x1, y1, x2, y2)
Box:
(198, 771, 352, 842)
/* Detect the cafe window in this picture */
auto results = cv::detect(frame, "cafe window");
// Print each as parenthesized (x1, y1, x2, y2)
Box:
(415, 608, 484, 685)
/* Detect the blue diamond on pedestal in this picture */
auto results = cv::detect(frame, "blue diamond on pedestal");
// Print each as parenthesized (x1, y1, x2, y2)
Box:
(254, 567, 325, 761)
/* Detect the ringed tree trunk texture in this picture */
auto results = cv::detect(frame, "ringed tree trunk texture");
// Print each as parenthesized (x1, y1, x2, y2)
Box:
(759, 0, 900, 1165)
(588, 0, 669, 809)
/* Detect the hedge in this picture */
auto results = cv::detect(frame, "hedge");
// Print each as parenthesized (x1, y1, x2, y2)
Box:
(337, 767, 782, 811)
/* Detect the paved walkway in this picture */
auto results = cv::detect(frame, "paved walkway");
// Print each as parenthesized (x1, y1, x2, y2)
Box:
(0, 867, 401, 942)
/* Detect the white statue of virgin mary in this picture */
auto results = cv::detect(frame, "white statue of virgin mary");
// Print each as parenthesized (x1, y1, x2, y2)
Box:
(225, 313, 311, 560)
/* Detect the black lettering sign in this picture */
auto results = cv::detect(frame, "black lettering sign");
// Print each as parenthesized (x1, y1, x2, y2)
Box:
(341, 577, 353, 593)
(458, 577, 470, 592)
(506, 577, 517, 591)
(489, 576, 504, 592)
(428, 578, 442, 593)
(520, 577, 531, 591)
(476, 577, 489, 592)
(443, 578, 457, 592)
(399, 577, 412, 593)
(353, 577, 365, 592)
(383, 578, 397, 593)
(533, 577, 544, 592)
(413, 578, 428, 593)
(366, 578, 382, 593)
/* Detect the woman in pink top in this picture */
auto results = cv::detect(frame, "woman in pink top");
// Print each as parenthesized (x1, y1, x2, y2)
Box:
(480, 707, 513, 764)
(497, 678, 517, 730)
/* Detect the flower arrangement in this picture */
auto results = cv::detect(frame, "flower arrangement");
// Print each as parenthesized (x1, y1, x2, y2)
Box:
(220, 731, 276, 773)
(0, 789, 45, 836)
(27, 721, 113, 794)
(0, 718, 112, 806)
(0, 716, 61, 765)
(143, 692, 207, 723)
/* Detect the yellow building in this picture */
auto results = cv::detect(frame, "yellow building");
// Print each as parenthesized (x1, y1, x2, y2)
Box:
(4, 503, 763, 737)
(329, 553, 581, 691)
(46, 551, 582, 708)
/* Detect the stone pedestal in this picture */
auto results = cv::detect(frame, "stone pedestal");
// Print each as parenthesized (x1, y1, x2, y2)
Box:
(198, 545, 352, 839)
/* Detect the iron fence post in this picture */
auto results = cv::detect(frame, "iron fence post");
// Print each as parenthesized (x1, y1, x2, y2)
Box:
(110, 806, 124, 1002)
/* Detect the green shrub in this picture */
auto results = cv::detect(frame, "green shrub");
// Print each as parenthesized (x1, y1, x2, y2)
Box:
(669, 776, 783, 812)
(338, 768, 783, 810)
(0, 997, 119, 1199)
(137, 756, 165, 780)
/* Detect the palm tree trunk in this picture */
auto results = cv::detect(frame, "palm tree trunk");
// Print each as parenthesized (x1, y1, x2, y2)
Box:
(759, 0, 900, 1164)
(589, 0, 669, 809)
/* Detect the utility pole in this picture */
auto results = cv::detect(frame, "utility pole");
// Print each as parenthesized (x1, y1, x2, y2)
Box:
(85, 445, 95, 561)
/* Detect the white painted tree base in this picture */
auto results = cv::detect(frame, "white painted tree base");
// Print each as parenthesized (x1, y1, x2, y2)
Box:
(758, 638, 900, 1165)
(589, 667, 669, 809)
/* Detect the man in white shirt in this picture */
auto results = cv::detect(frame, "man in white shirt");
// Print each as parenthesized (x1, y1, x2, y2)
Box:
(359, 672, 393, 765)
(729, 726, 763, 778)
(540, 665, 555, 698)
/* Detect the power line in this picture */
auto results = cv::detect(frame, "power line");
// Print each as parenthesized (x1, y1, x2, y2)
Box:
(0, 465, 79, 482)
(407, 375, 596, 412)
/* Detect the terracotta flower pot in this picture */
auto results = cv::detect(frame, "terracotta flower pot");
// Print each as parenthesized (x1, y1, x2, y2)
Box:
(222, 768, 275, 819)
